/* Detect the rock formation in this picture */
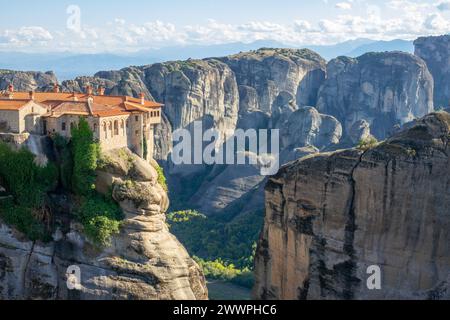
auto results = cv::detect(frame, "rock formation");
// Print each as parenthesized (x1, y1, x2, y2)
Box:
(317, 52, 434, 140)
(414, 35, 450, 108)
(0, 70, 58, 92)
(220, 48, 326, 113)
(0, 149, 208, 300)
(254, 112, 450, 300)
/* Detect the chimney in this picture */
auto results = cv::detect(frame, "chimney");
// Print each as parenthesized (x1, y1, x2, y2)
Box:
(7, 84, 14, 99)
(86, 84, 93, 95)
(53, 83, 60, 93)
(140, 92, 145, 105)
(98, 86, 105, 96)
(72, 92, 78, 102)
(29, 90, 35, 100)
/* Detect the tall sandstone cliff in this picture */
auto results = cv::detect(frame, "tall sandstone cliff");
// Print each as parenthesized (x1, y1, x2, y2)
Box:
(0, 149, 207, 300)
(415, 35, 450, 108)
(254, 112, 450, 300)
(317, 52, 434, 140)
(50, 49, 329, 215)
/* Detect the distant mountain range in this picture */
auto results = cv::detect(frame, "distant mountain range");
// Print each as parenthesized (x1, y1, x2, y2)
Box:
(0, 38, 414, 80)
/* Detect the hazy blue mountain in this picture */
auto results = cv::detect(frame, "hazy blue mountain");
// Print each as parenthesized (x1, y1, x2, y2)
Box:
(346, 39, 414, 57)
(0, 39, 414, 80)
(305, 38, 376, 60)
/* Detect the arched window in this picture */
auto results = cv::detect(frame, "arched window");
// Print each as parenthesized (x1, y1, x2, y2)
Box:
(103, 122, 107, 139)
(121, 119, 125, 135)
(114, 120, 119, 136)
(93, 123, 98, 133)
(108, 121, 113, 138)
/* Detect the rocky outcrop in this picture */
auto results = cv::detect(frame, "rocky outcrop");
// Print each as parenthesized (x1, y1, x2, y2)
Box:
(254, 112, 450, 300)
(143, 59, 240, 164)
(190, 105, 341, 216)
(220, 48, 326, 114)
(0, 149, 208, 300)
(0, 70, 58, 91)
(276, 106, 342, 160)
(414, 35, 450, 108)
(317, 52, 434, 140)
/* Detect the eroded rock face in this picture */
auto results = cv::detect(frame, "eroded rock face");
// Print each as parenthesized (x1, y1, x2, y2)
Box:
(0, 149, 208, 300)
(254, 112, 450, 300)
(317, 52, 434, 140)
(0, 70, 58, 91)
(221, 48, 326, 114)
(415, 35, 450, 108)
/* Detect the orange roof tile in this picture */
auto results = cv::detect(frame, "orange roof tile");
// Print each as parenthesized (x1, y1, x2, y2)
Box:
(0, 91, 163, 118)
(0, 100, 31, 110)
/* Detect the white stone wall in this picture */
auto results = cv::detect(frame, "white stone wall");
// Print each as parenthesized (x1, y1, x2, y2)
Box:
(0, 110, 20, 133)
(98, 115, 129, 151)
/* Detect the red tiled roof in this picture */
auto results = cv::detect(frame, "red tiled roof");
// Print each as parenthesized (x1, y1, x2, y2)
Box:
(0, 99, 31, 110)
(0, 91, 163, 117)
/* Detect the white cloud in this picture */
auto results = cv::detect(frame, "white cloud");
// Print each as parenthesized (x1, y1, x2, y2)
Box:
(336, 2, 352, 10)
(2, 1, 450, 53)
(0, 26, 53, 46)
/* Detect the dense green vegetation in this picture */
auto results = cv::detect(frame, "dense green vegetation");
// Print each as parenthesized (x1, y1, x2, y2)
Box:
(0, 142, 58, 241)
(166, 209, 263, 288)
(76, 193, 122, 246)
(69, 118, 122, 247)
(194, 257, 254, 289)
(71, 119, 100, 195)
(0, 118, 123, 246)
(155, 164, 168, 192)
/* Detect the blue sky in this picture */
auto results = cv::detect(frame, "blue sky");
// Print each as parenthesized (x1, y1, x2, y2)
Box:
(0, 0, 449, 52)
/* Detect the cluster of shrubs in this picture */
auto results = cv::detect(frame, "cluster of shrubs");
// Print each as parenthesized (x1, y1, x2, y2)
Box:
(0, 118, 123, 246)
(0, 143, 58, 241)
(58, 118, 123, 246)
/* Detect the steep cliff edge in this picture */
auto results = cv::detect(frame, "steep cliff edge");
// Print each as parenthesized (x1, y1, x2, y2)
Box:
(317, 52, 434, 140)
(0, 148, 207, 300)
(254, 112, 450, 300)
(415, 35, 450, 108)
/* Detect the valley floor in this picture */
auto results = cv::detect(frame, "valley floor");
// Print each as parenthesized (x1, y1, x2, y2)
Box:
(207, 280, 252, 300)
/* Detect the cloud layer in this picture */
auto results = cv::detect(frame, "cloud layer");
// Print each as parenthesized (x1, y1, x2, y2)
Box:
(1, 0, 449, 52)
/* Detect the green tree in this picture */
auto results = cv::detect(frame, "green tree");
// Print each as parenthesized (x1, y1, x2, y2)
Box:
(71, 118, 99, 195)
(357, 136, 379, 151)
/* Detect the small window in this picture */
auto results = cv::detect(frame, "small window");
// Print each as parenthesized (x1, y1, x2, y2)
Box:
(135, 116, 139, 122)
(62, 122, 66, 131)
(135, 130, 139, 135)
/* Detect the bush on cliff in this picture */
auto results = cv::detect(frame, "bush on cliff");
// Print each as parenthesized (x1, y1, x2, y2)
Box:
(71, 118, 100, 196)
(155, 163, 168, 192)
(0, 142, 57, 241)
(357, 136, 379, 151)
(76, 193, 122, 246)
(68, 119, 122, 247)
